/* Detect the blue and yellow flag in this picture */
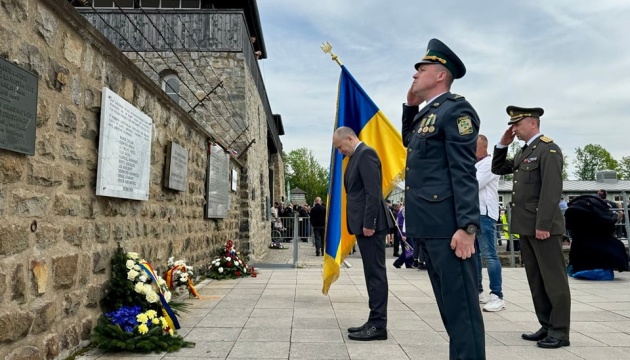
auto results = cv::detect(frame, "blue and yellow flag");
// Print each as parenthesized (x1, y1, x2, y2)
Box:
(322, 65, 406, 295)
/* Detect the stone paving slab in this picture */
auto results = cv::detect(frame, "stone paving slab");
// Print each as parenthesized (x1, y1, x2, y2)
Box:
(78, 255, 630, 360)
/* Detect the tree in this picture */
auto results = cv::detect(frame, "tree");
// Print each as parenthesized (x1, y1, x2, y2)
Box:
(573, 144, 619, 180)
(283, 148, 329, 205)
(619, 156, 630, 180)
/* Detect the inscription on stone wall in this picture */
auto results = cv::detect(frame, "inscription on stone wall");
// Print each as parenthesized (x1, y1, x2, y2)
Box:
(0, 57, 38, 155)
(205, 143, 229, 218)
(96, 87, 152, 201)
(164, 141, 188, 191)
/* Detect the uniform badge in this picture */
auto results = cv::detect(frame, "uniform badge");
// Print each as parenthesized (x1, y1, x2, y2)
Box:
(422, 126, 429, 133)
(523, 157, 538, 163)
(420, 117, 428, 127)
(427, 114, 437, 125)
(457, 116, 473, 135)
(428, 126, 435, 132)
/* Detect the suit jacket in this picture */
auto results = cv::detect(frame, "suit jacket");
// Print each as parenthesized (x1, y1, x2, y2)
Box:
(401, 92, 480, 238)
(491, 135, 565, 236)
(344, 143, 393, 235)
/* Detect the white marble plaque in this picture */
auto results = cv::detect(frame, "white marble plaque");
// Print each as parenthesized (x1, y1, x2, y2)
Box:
(96, 87, 152, 201)
(231, 169, 238, 192)
(205, 143, 229, 218)
(165, 141, 188, 191)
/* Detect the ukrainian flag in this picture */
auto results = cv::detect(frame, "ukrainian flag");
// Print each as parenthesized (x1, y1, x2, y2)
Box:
(322, 65, 406, 295)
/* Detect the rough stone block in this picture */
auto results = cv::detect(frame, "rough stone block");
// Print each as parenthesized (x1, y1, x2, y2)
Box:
(60, 142, 83, 165)
(13, 190, 50, 217)
(52, 254, 78, 289)
(0, 310, 33, 343)
(60, 325, 79, 350)
(12, 263, 26, 303)
(28, 160, 63, 187)
(31, 301, 56, 334)
(94, 222, 111, 244)
(17, 43, 46, 79)
(92, 250, 111, 274)
(1, 0, 28, 22)
(53, 194, 81, 216)
(31, 260, 47, 294)
(43, 334, 59, 360)
(83, 87, 101, 112)
(36, 99, 50, 127)
(36, 133, 57, 160)
(67, 170, 88, 189)
(56, 105, 77, 133)
(104, 65, 121, 92)
(5, 346, 40, 360)
(0, 271, 6, 301)
(63, 224, 92, 247)
(0, 156, 24, 183)
(0, 189, 4, 215)
(0, 224, 29, 256)
(63, 33, 83, 67)
(35, 5, 58, 45)
(80, 318, 93, 341)
(63, 290, 81, 317)
(35, 223, 61, 250)
(85, 284, 102, 308)
(47, 59, 69, 91)
(72, 75, 81, 105)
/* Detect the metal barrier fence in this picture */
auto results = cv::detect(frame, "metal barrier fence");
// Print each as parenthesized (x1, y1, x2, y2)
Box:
(270, 216, 312, 266)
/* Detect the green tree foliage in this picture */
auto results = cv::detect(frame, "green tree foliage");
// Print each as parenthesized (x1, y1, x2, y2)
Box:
(619, 156, 630, 180)
(573, 144, 619, 180)
(283, 148, 329, 205)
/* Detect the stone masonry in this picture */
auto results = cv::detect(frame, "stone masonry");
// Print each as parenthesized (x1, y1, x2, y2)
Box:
(0, 0, 279, 359)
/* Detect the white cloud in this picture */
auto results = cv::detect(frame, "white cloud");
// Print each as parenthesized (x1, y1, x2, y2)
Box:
(259, 1, 630, 178)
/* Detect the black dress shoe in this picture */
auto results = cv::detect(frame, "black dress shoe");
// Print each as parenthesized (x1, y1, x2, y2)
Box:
(537, 336, 570, 348)
(521, 328, 548, 341)
(412, 260, 420, 268)
(393, 253, 400, 257)
(347, 323, 367, 333)
(393, 263, 401, 268)
(417, 263, 428, 270)
(347, 326, 387, 341)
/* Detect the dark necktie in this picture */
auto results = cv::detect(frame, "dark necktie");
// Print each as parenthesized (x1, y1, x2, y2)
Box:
(521, 144, 528, 152)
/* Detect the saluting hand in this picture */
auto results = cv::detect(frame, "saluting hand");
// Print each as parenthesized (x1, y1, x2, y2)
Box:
(499, 126, 516, 146)
(407, 86, 423, 106)
(450, 230, 476, 259)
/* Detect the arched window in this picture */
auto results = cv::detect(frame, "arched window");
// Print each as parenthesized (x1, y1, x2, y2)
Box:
(161, 74, 180, 104)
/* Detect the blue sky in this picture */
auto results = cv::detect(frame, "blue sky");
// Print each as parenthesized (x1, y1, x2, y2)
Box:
(257, 0, 630, 178)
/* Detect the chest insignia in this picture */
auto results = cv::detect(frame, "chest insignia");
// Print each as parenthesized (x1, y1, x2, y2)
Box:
(457, 116, 473, 135)
(523, 157, 538, 163)
(427, 113, 437, 126)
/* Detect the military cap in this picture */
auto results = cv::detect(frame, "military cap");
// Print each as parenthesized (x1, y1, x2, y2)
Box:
(415, 38, 466, 79)
(506, 105, 545, 125)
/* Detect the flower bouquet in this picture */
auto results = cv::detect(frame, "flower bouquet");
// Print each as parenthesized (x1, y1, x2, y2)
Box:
(92, 244, 193, 353)
(269, 241, 284, 249)
(164, 257, 200, 298)
(208, 239, 257, 280)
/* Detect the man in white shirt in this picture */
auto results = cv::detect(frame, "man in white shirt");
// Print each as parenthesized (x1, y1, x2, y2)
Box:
(475, 135, 505, 312)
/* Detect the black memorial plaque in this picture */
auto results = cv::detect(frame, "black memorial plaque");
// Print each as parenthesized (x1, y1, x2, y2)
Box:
(0, 57, 38, 155)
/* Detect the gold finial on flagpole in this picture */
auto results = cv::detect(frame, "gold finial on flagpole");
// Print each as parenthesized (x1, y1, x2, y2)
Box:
(321, 42, 343, 66)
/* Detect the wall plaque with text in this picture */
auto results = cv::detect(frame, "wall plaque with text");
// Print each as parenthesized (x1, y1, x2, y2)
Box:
(96, 87, 152, 201)
(164, 141, 188, 191)
(0, 57, 38, 155)
(205, 143, 230, 218)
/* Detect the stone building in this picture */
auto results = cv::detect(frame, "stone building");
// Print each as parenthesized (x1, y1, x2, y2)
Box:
(0, 0, 284, 358)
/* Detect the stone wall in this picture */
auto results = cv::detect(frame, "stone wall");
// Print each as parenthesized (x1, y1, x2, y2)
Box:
(0, 0, 272, 358)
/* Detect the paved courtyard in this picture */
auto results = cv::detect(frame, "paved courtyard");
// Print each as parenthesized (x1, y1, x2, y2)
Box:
(78, 256, 630, 360)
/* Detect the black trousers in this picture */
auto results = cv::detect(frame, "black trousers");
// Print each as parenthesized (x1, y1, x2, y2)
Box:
(420, 238, 485, 360)
(393, 231, 401, 255)
(356, 229, 388, 329)
(520, 234, 571, 340)
(313, 226, 325, 253)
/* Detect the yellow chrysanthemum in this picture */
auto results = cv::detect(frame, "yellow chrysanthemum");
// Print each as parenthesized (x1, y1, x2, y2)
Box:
(168, 329, 174, 336)
(136, 313, 149, 324)
(152, 318, 160, 325)
(138, 324, 149, 335)
(160, 317, 168, 328)
(146, 310, 158, 319)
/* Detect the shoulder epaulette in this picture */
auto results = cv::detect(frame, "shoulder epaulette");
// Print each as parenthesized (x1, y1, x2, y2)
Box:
(452, 94, 465, 101)
(540, 136, 553, 143)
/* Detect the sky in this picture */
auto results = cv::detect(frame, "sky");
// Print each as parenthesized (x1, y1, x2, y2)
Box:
(256, 0, 630, 179)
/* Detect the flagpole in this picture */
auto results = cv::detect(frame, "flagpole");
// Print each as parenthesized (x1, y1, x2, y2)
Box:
(321, 42, 343, 66)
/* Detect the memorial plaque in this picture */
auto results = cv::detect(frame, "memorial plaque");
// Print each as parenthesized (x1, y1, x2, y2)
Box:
(0, 57, 38, 155)
(205, 143, 230, 218)
(164, 141, 188, 191)
(96, 87, 152, 201)
(231, 169, 238, 192)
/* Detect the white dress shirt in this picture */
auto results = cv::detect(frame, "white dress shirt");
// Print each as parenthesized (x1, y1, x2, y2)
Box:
(476, 155, 500, 221)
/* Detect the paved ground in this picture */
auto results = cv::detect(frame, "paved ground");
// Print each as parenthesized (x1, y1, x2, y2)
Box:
(78, 252, 630, 360)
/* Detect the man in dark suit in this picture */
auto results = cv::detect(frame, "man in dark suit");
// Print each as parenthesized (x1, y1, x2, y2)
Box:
(332, 126, 392, 341)
(402, 38, 485, 359)
(310, 197, 326, 256)
(492, 105, 571, 349)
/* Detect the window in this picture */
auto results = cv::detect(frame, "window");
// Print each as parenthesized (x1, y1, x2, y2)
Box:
(161, 74, 180, 104)
(93, 0, 134, 8)
(138, 0, 199, 8)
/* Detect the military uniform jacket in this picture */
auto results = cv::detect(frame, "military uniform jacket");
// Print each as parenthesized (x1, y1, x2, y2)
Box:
(401, 92, 480, 238)
(491, 135, 565, 236)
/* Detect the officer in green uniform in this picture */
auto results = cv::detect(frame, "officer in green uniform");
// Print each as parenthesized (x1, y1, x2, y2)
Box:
(491, 106, 571, 349)
(402, 38, 485, 360)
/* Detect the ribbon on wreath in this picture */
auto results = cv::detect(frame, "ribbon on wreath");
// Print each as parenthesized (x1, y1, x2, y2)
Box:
(165, 265, 201, 299)
(138, 260, 181, 330)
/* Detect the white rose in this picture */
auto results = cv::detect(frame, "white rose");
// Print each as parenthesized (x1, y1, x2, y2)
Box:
(167, 257, 174, 265)
(234, 261, 239, 266)
(244, 267, 247, 273)
(146, 291, 159, 303)
(179, 277, 188, 283)
(143, 283, 153, 294)
(226, 257, 232, 262)
(127, 252, 139, 260)
(127, 269, 139, 281)
(218, 267, 224, 273)
(139, 275, 147, 283)
(126, 260, 135, 269)
(157, 278, 166, 285)
(134, 282, 146, 294)
(133, 265, 141, 271)
(164, 291, 172, 302)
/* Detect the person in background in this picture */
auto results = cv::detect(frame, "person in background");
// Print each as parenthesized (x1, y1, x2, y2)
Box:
(310, 197, 326, 256)
(393, 203, 415, 268)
